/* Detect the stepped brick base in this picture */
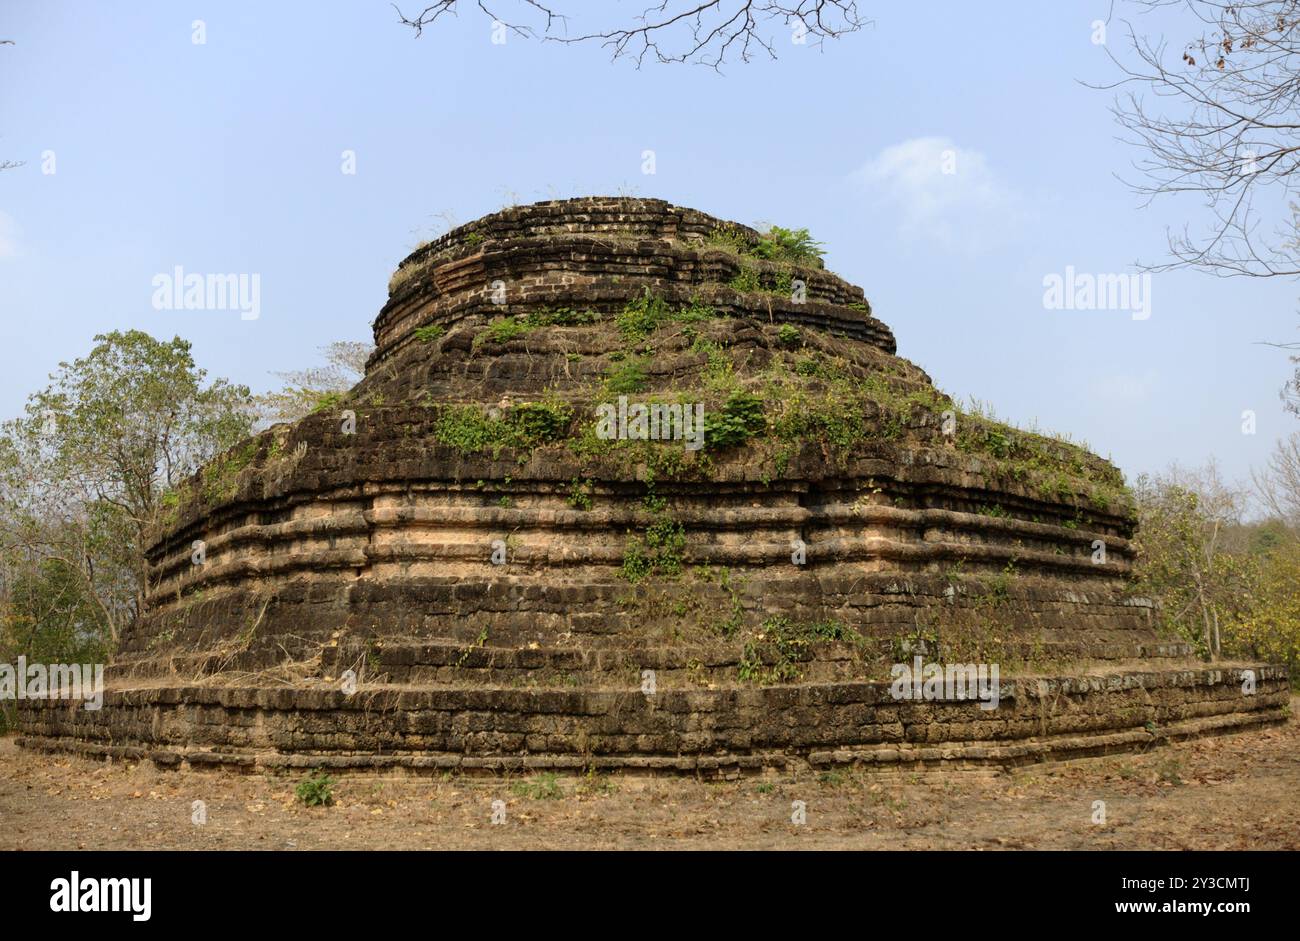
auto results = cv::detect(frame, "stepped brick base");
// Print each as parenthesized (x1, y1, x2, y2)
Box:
(17, 665, 1287, 776)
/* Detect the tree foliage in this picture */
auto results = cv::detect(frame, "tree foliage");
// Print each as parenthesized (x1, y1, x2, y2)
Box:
(1132, 463, 1254, 657)
(1133, 457, 1300, 676)
(0, 331, 254, 658)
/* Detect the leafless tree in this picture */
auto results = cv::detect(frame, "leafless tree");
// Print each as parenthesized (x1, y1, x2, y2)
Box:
(1101, 1, 1300, 277)
(255, 341, 374, 426)
(1102, 2, 1300, 410)
(1253, 430, 1300, 523)
(394, 1, 866, 69)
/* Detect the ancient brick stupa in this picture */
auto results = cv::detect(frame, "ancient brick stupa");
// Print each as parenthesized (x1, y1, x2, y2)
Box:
(19, 197, 1287, 773)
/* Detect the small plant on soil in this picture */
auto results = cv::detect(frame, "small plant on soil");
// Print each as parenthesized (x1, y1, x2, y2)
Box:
(295, 771, 336, 807)
(576, 767, 619, 797)
(511, 772, 564, 800)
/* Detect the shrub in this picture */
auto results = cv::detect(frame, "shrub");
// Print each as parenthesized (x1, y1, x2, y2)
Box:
(729, 266, 762, 293)
(295, 771, 336, 807)
(621, 519, 687, 582)
(616, 289, 673, 340)
(310, 391, 346, 414)
(567, 477, 594, 511)
(434, 402, 572, 456)
(473, 316, 530, 348)
(604, 358, 649, 394)
(511, 772, 563, 800)
(706, 223, 751, 254)
(509, 402, 570, 442)
(1223, 538, 1300, 676)
(752, 226, 825, 265)
(706, 390, 767, 450)
(740, 616, 856, 683)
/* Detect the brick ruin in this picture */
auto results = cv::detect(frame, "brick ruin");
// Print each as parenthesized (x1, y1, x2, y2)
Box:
(17, 197, 1288, 774)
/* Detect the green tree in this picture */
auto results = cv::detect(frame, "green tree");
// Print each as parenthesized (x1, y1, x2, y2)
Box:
(2, 557, 109, 663)
(1224, 536, 1300, 675)
(0, 331, 254, 647)
(1131, 464, 1254, 658)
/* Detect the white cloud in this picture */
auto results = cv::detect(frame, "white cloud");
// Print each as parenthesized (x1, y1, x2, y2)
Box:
(850, 136, 1027, 252)
(0, 211, 19, 259)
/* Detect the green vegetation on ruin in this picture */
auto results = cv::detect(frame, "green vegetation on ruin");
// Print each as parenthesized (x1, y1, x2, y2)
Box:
(615, 289, 715, 341)
(619, 467, 695, 583)
(727, 263, 797, 298)
(602, 356, 650, 395)
(200, 439, 260, 505)
(738, 615, 860, 684)
(432, 400, 573, 458)
(471, 307, 602, 351)
(620, 517, 687, 582)
(452, 290, 1129, 519)
(309, 390, 347, 414)
(703, 389, 766, 450)
(167, 285, 1130, 543)
(706, 222, 826, 266)
(566, 477, 594, 511)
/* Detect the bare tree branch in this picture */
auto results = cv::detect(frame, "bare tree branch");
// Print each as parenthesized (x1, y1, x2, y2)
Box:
(1098, 1, 1300, 278)
(1098, 2, 1300, 413)
(394, 1, 866, 69)
(1252, 430, 1300, 522)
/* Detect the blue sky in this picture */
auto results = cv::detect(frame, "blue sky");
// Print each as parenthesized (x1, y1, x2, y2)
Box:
(2, 0, 1297, 488)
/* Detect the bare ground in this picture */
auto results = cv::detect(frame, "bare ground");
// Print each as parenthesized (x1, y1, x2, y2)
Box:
(3, 700, 1297, 850)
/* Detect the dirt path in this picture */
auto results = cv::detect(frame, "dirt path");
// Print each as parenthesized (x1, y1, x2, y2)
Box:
(3, 701, 1297, 850)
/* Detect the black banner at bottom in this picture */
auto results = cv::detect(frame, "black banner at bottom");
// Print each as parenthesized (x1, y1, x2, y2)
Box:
(0, 850, 1280, 927)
